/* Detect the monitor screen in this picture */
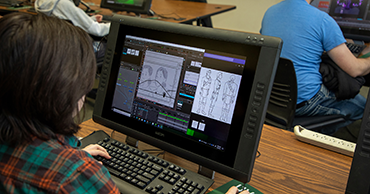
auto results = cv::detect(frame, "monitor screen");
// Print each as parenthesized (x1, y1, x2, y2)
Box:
(93, 15, 282, 183)
(346, 88, 370, 194)
(100, 0, 152, 15)
(316, 0, 370, 41)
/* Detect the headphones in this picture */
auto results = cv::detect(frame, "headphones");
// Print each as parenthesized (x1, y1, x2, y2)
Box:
(73, 0, 80, 6)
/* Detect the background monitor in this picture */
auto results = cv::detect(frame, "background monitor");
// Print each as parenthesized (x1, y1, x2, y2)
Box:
(100, 0, 153, 16)
(324, 0, 370, 41)
(346, 88, 370, 194)
(312, 0, 370, 41)
(0, 0, 23, 7)
(93, 14, 282, 183)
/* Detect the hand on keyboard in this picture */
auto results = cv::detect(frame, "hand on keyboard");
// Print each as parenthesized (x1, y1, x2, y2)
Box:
(83, 144, 111, 163)
(226, 186, 250, 194)
(81, 131, 214, 194)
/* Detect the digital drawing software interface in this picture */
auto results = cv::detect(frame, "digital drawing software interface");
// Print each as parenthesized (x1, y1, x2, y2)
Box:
(111, 35, 246, 151)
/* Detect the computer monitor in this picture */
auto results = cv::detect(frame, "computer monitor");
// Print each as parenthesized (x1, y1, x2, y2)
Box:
(0, 0, 23, 7)
(326, 0, 370, 41)
(311, 0, 331, 13)
(93, 14, 282, 183)
(345, 88, 370, 193)
(100, 0, 153, 16)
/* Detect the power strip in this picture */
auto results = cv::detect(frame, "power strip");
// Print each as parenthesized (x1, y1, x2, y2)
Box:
(294, 125, 356, 157)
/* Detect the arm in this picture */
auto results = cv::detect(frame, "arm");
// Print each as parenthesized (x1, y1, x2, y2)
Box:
(328, 43, 370, 77)
(60, 155, 120, 193)
(53, 0, 110, 36)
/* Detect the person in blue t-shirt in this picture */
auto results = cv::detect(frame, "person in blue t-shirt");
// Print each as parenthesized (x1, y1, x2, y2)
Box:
(260, 0, 370, 135)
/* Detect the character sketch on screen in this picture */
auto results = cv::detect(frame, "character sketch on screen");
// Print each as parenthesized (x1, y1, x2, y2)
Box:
(152, 67, 169, 100)
(334, 0, 362, 15)
(208, 72, 223, 117)
(139, 65, 153, 91)
(197, 70, 212, 115)
(220, 75, 237, 122)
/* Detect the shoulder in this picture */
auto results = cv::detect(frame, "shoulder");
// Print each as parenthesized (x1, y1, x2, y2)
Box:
(0, 138, 118, 193)
(57, 0, 78, 7)
(55, 0, 85, 15)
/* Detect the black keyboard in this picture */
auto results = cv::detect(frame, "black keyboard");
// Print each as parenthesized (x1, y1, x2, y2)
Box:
(81, 130, 214, 194)
(345, 42, 367, 57)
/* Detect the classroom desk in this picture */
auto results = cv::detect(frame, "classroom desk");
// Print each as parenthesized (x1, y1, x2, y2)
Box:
(77, 119, 352, 194)
(84, 0, 236, 24)
(0, 0, 235, 25)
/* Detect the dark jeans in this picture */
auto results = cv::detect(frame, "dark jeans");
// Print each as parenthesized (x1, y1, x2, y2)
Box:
(295, 84, 366, 135)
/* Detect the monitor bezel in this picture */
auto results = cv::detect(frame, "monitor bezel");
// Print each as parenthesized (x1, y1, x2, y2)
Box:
(345, 88, 370, 194)
(100, 0, 152, 15)
(93, 15, 282, 183)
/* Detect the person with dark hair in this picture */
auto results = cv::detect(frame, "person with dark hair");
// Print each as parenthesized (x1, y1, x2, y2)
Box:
(0, 12, 119, 193)
(0, 11, 249, 194)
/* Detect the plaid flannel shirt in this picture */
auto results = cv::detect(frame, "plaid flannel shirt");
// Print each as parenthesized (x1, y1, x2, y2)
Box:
(0, 134, 119, 193)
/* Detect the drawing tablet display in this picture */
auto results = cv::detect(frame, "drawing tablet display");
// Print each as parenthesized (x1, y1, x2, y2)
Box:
(93, 15, 282, 182)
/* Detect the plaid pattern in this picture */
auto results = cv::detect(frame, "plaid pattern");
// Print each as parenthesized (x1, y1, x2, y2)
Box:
(0, 135, 119, 193)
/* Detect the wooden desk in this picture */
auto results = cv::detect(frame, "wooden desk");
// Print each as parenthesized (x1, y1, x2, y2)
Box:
(77, 119, 352, 194)
(84, 0, 236, 24)
(0, 0, 235, 25)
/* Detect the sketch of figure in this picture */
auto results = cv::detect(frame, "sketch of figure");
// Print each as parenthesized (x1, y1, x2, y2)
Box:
(220, 75, 237, 122)
(208, 72, 222, 117)
(152, 67, 169, 99)
(139, 65, 153, 90)
(197, 70, 212, 115)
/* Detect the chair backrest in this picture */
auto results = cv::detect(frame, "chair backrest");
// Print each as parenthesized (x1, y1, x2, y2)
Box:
(265, 58, 346, 132)
(265, 58, 297, 130)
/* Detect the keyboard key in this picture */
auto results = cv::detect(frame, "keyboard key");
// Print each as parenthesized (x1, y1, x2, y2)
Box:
(136, 175, 151, 184)
(143, 172, 155, 180)
(136, 181, 146, 189)
(89, 136, 212, 194)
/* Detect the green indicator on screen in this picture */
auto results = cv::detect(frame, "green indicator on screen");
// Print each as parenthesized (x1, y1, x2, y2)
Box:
(117, 0, 135, 5)
(159, 112, 188, 123)
(186, 129, 194, 136)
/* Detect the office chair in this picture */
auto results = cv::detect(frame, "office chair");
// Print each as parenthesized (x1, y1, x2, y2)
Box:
(265, 58, 346, 131)
(181, 0, 213, 27)
(265, 58, 297, 130)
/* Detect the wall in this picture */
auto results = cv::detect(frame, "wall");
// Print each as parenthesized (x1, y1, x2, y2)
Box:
(207, 0, 283, 33)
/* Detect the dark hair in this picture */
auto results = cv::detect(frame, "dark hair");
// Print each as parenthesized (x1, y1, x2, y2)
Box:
(0, 13, 96, 145)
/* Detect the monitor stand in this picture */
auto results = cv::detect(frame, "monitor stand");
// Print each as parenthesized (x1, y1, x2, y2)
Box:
(198, 166, 215, 179)
(126, 136, 139, 148)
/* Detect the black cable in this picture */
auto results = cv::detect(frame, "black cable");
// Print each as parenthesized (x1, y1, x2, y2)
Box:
(152, 10, 186, 21)
(142, 149, 165, 157)
(256, 150, 261, 158)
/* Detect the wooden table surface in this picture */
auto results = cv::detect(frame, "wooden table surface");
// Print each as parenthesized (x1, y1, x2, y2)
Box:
(78, 119, 352, 193)
(1, 0, 236, 24)
(84, 0, 236, 24)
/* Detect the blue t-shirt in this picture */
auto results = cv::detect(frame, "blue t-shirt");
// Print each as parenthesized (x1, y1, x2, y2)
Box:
(260, 0, 346, 104)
